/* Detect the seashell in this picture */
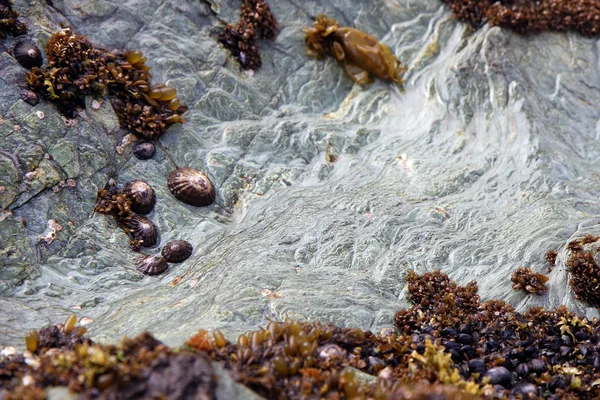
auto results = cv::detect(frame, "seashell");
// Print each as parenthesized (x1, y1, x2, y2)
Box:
(125, 213, 158, 247)
(161, 239, 193, 263)
(14, 41, 43, 69)
(123, 180, 155, 215)
(482, 366, 511, 386)
(132, 141, 156, 160)
(135, 254, 168, 276)
(167, 167, 215, 207)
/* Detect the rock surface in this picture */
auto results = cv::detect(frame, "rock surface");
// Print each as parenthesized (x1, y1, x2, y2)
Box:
(1, 0, 599, 348)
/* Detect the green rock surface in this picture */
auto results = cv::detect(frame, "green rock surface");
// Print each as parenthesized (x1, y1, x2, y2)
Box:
(1, 0, 599, 349)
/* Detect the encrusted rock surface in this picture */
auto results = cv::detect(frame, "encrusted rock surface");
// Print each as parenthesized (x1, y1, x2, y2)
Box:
(1, 0, 599, 349)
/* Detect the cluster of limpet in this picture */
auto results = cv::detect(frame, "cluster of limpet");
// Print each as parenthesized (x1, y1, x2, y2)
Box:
(511, 267, 549, 295)
(303, 15, 407, 85)
(441, 0, 600, 37)
(95, 179, 158, 251)
(135, 239, 193, 276)
(0, 0, 27, 39)
(218, 0, 278, 70)
(25, 29, 187, 151)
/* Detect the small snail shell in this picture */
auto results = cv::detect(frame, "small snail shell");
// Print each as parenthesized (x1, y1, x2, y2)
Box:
(136, 254, 168, 275)
(167, 167, 215, 207)
(132, 141, 156, 160)
(161, 240, 193, 263)
(123, 180, 156, 215)
(14, 41, 43, 69)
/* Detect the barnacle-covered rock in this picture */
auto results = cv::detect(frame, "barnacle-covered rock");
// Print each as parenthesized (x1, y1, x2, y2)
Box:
(161, 240, 193, 263)
(511, 266, 548, 295)
(167, 167, 215, 207)
(218, 0, 278, 70)
(304, 15, 406, 85)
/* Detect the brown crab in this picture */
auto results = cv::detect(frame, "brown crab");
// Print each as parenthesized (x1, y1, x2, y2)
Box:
(303, 15, 407, 85)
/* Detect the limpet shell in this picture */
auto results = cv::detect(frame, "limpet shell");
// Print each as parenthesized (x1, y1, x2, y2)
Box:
(14, 40, 43, 69)
(136, 254, 168, 276)
(123, 180, 155, 215)
(167, 167, 215, 207)
(161, 240, 193, 263)
(126, 214, 158, 247)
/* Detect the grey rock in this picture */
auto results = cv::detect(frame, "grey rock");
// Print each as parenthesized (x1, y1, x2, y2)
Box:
(0, 0, 597, 355)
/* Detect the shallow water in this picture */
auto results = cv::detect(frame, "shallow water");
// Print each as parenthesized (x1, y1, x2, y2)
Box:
(1, 0, 600, 349)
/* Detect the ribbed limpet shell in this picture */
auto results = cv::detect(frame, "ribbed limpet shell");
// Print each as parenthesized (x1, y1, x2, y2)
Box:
(167, 167, 215, 207)
(125, 214, 158, 247)
(135, 254, 168, 276)
(14, 41, 43, 69)
(161, 240, 193, 263)
(123, 180, 155, 215)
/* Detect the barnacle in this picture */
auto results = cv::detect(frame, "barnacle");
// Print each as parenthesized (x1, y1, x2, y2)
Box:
(303, 15, 407, 85)
(441, 0, 600, 37)
(25, 29, 187, 146)
(218, 0, 278, 70)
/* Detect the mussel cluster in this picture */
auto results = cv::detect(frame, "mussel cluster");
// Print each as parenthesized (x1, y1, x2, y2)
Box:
(95, 179, 158, 251)
(394, 270, 600, 399)
(96, 179, 195, 275)
(218, 0, 278, 70)
(0, 0, 26, 39)
(25, 28, 187, 148)
(511, 267, 548, 295)
(6, 271, 600, 398)
(1, 318, 216, 400)
(441, 0, 600, 36)
(566, 234, 600, 306)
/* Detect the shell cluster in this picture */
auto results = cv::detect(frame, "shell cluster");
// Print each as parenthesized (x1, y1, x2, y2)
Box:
(135, 239, 193, 276)
(441, 0, 600, 36)
(167, 167, 215, 207)
(511, 266, 549, 295)
(25, 29, 187, 150)
(218, 0, 278, 70)
(95, 179, 158, 251)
